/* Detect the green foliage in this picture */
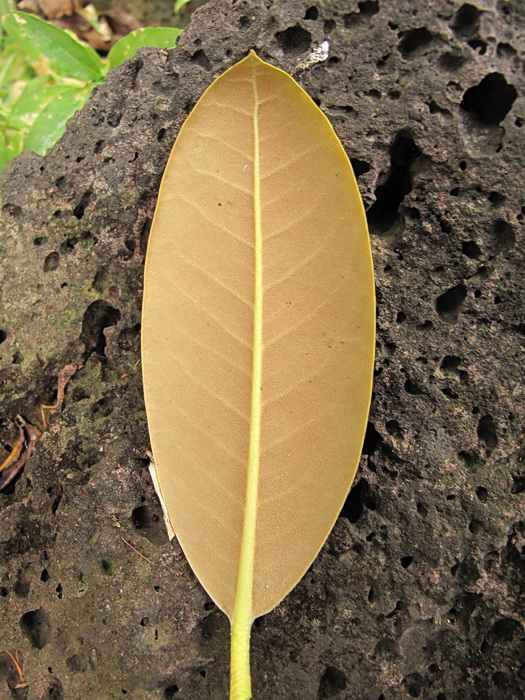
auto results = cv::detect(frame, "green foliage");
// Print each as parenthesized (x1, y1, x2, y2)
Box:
(108, 27, 182, 68)
(173, 0, 193, 13)
(0, 10, 182, 172)
(3, 11, 106, 80)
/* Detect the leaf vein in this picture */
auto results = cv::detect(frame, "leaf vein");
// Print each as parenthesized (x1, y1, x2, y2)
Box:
(174, 192, 253, 251)
(173, 283, 251, 349)
(173, 355, 250, 423)
(191, 166, 252, 196)
(174, 251, 253, 308)
(264, 279, 348, 349)
(265, 226, 337, 291)
(172, 403, 245, 465)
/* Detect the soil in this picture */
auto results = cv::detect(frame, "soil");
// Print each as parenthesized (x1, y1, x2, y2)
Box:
(0, 0, 524, 698)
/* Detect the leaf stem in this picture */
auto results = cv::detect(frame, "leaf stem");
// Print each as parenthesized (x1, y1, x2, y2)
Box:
(229, 54, 263, 700)
(230, 616, 253, 700)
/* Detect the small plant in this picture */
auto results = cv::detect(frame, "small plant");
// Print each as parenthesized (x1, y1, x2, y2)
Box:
(0, 7, 181, 171)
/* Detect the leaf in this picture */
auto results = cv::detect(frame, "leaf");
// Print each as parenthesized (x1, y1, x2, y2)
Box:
(0, 131, 10, 172)
(7, 77, 64, 129)
(107, 27, 182, 68)
(1, 11, 105, 81)
(141, 51, 375, 700)
(23, 85, 89, 154)
(173, 0, 192, 13)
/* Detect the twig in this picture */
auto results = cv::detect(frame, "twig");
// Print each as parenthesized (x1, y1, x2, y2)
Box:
(119, 535, 153, 564)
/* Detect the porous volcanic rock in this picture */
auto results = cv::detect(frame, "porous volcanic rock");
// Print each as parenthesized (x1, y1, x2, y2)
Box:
(0, 1, 523, 698)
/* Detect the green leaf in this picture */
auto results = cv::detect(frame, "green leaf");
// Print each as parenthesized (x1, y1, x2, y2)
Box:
(24, 85, 90, 154)
(0, 42, 34, 88)
(107, 27, 182, 68)
(2, 11, 105, 81)
(0, 131, 10, 172)
(173, 0, 192, 13)
(8, 78, 66, 129)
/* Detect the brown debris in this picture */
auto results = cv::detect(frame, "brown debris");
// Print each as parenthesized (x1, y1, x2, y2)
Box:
(40, 363, 77, 428)
(0, 649, 28, 700)
(0, 418, 41, 492)
(0, 363, 78, 492)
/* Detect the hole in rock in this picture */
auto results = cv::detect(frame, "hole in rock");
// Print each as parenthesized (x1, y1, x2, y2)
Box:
(0, 329, 7, 343)
(43, 678, 64, 700)
(404, 379, 424, 395)
(100, 559, 115, 576)
(340, 478, 376, 523)
(490, 617, 523, 641)
(92, 396, 114, 418)
(439, 52, 466, 70)
(2, 202, 22, 216)
(386, 420, 403, 438)
(358, 0, 379, 16)
(41, 569, 50, 582)
(304, 6, 318, 20)
(435, 284, 466, 324)
(461, 73, 517, 125)
(462, 240, 481, 258)
(318, 666, 347, 699)
(131, 505, 168, 545)
(440, 355, 461, 372)
(275, 26, 312, 55)
(403, 672, 424, 697)
(367, 132, 422, 234)
(165, 686, 179, 698)
(73, 191, 92, 220)
(511, 475, 524, 494)
(351, 158, 371, 178)
(363, 422, 383, 454)
(477, 415, 498, 453)
(190, 49, 212, 70)
(44, 252, 60, 272)
(488, 191, 506, 205)
(476, 486, 488, 502)
(452, 3, 481, 37)
(107, 112, 122, 128)
(20, 608, 52, 649)
(80, 300, 121, 359)
(398, 28, 434, 56)
(345, 0, 379, 22)
(492, 219, 515, 252)
(442, 387, 459, 399)
(468, 38, 487, 54)
(401, 556, 413, 568)
(469, 519, 483, 533)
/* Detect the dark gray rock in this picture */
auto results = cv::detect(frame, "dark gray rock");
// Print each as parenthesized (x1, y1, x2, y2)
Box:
(0, 0, 523, 698)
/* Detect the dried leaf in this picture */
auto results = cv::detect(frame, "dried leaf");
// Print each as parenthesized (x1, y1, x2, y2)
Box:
(141, 51, 375, 699)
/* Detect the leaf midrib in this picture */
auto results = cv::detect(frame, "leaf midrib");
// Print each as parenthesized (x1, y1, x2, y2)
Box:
(229, 58, 263, 700)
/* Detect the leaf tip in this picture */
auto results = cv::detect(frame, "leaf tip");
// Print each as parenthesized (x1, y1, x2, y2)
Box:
(246, 48, 263, 64)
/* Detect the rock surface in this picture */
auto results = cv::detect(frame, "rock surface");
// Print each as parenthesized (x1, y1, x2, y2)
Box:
(0, 0, 523, 698)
